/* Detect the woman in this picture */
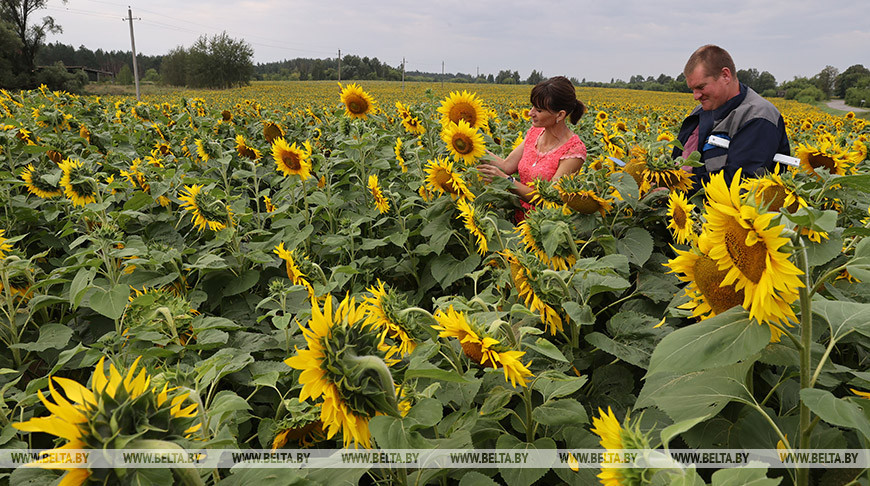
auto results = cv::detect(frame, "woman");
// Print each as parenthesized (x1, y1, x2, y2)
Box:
(477, 76, 587, 220)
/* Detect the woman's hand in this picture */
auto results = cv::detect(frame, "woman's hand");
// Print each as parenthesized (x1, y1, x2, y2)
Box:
(476, 163, 509, 183)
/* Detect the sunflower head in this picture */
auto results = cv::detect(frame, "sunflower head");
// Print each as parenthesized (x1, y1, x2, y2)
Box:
(274, 242, 315, 297)
(263, 121, 285, 144)
(285, 294, 399, 448)
(505, 248, 565, 335)
(125, 287, 198, 345)
(591, 407, 651, 486)
(441, 119, 486, 165)
(271, 137, 313, 180)
(178, 184, 233, 232)
(339, 83, 375, 119)
(516, 206, 578, 270)
(235, 134, 262, 161)
(666, 191, 697, 245)
(437, 90, 488, 130)
(21, 163, 63, 199)
(423, 157, 475, 200)
(363, 280, 418, 357)
(59, 158, 98, 206)
(527, 178, 566, 210)
(13, 356, 201, 484)
(368, 174, 390, 214)
(271, 400, 325, 450)
(455, 198, 489, 255)
(431, 305, 533, 387)
(555, 174, 614, 216)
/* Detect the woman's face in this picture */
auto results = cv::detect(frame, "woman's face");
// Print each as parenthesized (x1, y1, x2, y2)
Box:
(528, 105, 563, 127)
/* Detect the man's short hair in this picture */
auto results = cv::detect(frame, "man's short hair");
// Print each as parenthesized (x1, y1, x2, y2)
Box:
(684, 45, 737, 79)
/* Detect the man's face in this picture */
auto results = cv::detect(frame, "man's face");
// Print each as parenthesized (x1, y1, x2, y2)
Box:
(686, 64, 734, 111)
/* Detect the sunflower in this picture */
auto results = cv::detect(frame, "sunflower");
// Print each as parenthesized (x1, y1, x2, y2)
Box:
(178, 184, 233, 232)
(556, 174, 614, 216)
(235, 134, 262, 161)
(263, 121, 285, 144)
(437, 90, 488, 130)
(423, 157, 475, 200)
(367, 174, 390, 214)
(431, 306, 533, 388)
(271, 400, 326, 450)
(274, 242, 314, 297)
(394, 138, 408, 173)
(455, 198, 488, 255)
(363, 279, 417, 357)
(666, 191, 697, 244)
(527, 178, 566, 210)
(741, 167, 803, 214)
(516, 206, 578, 271)
(796, 134, 852, 176)
(194, 138, 211, 163)
(59, 158, 97, 207)
(504, 249, 564, 335)
(263, 195, 276, 212)
(702, 169, 804, 334)
(285, 293, 397, 448)
(13, 356, 201, 486)
(666, 232, 746, 320)
(441, 120, 486, 165)
(401, 115, 426, 136)
(271, 137, 313, 180)
(21, 163, 63, 199)
(339, 83, 375, 119)
(641, 165, 693, 193)
(0, 230, 13, 258)
(590, 407, 650, 486)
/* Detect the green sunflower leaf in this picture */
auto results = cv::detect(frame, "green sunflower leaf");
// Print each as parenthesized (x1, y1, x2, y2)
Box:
(645, 308, 768, 376)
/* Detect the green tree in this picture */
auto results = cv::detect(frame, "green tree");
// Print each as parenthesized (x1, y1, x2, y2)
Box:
(159, 46, 188, 86)
(0, 0, 67, 86)
(834, 64, 870, 98)
(0, 18, 28, 88)
(812, 65, 838, 99)
(186, 32, 253, 89)
(117, 64, 133, 85)
(526, 69, 544, 85)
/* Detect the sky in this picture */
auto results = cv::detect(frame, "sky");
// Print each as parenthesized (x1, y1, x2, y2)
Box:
(40, 0, 870, 84)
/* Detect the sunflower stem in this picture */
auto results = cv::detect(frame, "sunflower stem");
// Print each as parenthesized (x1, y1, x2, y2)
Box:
(796, 236, 813, 486)
(345, 354, 400, 417)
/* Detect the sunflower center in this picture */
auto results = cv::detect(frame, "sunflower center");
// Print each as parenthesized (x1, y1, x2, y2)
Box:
(450, 103, 476, 126)
(562, 192, 601, 214)
(722, 219, 768, 283)
(808, 153, 836, 171)
(452, 135, 472, 154)
(693, 254, 745, 314)
(672, 204, 688, 229)
(434, 171, 458, 194)
(282, 153, 302, 171)
(346, 96, 368, 115)
(758, 185, 788, 212)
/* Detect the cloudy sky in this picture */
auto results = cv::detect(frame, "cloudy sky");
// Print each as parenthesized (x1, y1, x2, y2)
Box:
(42, 0, 869, 83)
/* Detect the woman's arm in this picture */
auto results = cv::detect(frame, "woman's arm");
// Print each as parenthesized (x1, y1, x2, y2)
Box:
(551, 156, 585, 181)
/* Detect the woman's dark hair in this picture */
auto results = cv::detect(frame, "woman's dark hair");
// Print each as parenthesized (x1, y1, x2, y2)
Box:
(529, 76, 587, 124)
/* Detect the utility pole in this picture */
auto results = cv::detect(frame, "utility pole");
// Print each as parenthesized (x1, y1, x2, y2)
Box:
(124, 6, 141, 101)
(401, 57, 405, 93)
(337, 49, 341, 82)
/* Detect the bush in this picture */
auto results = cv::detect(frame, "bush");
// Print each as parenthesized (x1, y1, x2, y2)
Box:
(795, 86, 825, 104)
(33, 62, 89, 93)
(844, 86, 870, 108)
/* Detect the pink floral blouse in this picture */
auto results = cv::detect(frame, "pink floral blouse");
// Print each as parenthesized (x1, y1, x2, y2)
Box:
(516, 126, 587, 218)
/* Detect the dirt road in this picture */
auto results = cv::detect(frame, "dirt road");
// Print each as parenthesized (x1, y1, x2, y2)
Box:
(826, 99, 869, 112)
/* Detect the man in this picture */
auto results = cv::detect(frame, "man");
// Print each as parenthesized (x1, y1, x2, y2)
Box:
(674, 45, 790, 189)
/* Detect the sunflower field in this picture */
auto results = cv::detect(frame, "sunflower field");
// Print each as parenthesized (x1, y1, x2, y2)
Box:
(1, 80, 869, 486)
